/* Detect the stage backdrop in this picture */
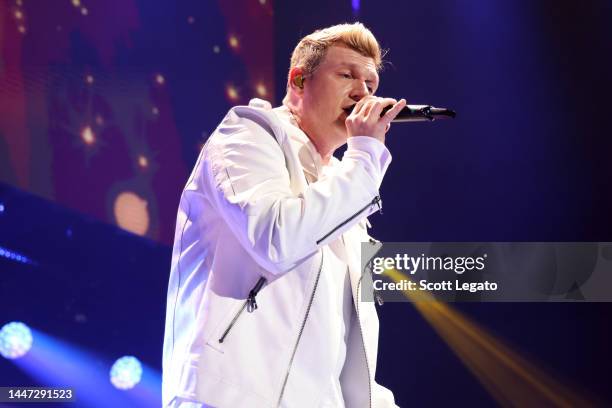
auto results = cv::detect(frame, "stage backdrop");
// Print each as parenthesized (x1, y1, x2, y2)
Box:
(0, 0, 274, 245)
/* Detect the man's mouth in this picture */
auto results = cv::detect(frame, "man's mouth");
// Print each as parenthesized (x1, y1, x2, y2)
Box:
(342, 105, 355, 116)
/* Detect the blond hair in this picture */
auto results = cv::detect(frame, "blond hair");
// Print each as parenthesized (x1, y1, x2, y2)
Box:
(288, 22, 383, 81)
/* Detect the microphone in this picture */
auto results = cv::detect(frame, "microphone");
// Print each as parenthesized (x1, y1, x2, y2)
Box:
(345, 104, 456, 123)
(383, 104, 456, 123)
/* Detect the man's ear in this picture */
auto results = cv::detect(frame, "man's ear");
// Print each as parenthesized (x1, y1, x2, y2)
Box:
(289, 67, 305, 92)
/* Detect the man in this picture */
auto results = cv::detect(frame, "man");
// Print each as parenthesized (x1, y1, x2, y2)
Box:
(163, 22, 405, 407)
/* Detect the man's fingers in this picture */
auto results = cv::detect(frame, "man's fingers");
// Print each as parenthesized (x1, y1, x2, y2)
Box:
(351, 96, 396, 118)
(346, 96, 404, 141)
(358, 97, 382, 118)
(369, 98, 397, 120)
(380, 99, 407, 124)
(351, 95, 376, 116)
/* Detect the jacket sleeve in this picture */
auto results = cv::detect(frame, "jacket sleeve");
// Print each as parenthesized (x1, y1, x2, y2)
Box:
(202, 113, 391, 277)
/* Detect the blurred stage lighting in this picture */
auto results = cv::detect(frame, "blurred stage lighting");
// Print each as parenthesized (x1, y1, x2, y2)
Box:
(110, 356, 143, 390)
(0, 322, 33, 359)
(0, 245, 33, 264)
(113, 191, 150, 236)
(81, 126, 95, 145)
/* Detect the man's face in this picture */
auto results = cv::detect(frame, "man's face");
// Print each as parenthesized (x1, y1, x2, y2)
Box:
(296, 45, 379, 153)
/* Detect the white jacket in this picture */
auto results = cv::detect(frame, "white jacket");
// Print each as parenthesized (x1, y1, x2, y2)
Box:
(163, 99, 398, 408)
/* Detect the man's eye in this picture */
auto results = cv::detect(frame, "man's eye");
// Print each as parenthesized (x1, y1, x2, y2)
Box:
(341, 73, 352, 79)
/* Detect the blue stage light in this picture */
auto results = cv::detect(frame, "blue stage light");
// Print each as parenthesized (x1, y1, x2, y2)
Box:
(0, 202, 5, 213)
(0, 246, 33, 265)
(14, 331, 158, 407)
(0, 322, 33, 359)
(110, 356, 143, 390)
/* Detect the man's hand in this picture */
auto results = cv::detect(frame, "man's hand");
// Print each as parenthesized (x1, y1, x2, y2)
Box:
(345, 96, 407, 144)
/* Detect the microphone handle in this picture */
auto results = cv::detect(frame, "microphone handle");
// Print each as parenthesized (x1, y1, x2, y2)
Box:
(382, 104, 457, 123)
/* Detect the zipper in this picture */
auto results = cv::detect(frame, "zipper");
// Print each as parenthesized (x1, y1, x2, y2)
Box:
(218, 276, 266, 343)
(316, 196, 382, 245)
(276, 251, 325, 407)
(369, 238, 385, 306)
(355, 274, 373, 408)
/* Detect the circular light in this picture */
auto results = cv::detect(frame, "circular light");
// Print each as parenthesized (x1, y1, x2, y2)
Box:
(0, 322, 33, 359)
(155, 74, 165, 85)
(110, 356, 142, 390)
(113, 192, 150, 236)
(138, 155, 148, 168)
(228, 35, 239, 49)
(226, 85, 239, 101)
(81, 126, 95, 145)
(256, 83, 267, 97)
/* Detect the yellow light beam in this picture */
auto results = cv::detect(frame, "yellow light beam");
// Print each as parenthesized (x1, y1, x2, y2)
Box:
(384, 268, 595, 407)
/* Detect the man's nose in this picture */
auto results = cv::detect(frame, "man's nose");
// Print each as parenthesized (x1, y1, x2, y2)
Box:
(350, 81, 370, 102)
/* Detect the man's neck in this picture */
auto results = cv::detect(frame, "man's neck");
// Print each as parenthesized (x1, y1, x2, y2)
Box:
(282, 105, 334, 165)
(308, 137, 334, 165)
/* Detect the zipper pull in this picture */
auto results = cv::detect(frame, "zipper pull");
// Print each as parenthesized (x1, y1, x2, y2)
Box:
(372, 195, 382, 215)
(246, 295, 258, 312)
(247, 277, 266, 313)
